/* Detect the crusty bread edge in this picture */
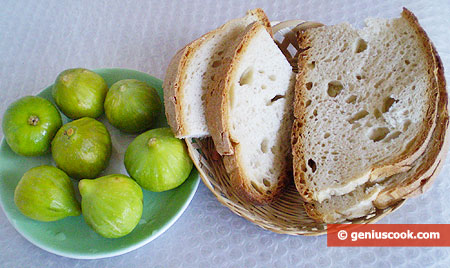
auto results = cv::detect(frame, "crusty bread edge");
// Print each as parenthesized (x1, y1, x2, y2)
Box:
(163, 44, 194, 137)
(163, 8, 271, 138)
(207, 22, 289, 205)
(374, 9, 449, 207)
(293, 8, 441, 203)
(291, 28, 317, 202)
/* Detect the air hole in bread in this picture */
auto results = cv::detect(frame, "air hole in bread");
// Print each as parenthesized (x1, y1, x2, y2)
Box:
(258, 70, 264, 74)
(271, 145, 277, 154)
(212, 60, 221, 68)
(345, 95, 357, 104)
(340, 42, 348, 52)
(354, 38, 368, 53)
(405, 59, 410, 65)
(368, 127, 390, 142)
(269, 95, 285, 104)
(374, 108, 382, 119)
(307, 159, 317, 173)
(307, 61, 316, 69)
(383, 131, 402, 142)
(374, 79, 383, 89)
(269, 75, 276, 81)
(260, 138, 269, 153)
(356, 75, 362, 80)
(305, 82, 313, 90)
(263, 179, 271, 187)
(261, 84, 267, 90)
(217, 50, 224, 56)
(351, 123, 361, 130)
(382, 97, 398, 113)
(403, 120, 411, 131)
(327, 81, 343, 97)
(305, 99, 312, 108)
(403, 137, 417, 152)
(239, 67, 254, 86)
(313, 109, 318, 117)
(324, 133, 330, 139)
(348, 110, 369, 124)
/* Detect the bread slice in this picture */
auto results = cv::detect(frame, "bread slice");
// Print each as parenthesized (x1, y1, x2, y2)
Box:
(163, 9, 270, 139)
(303, 9, 448, 223)
(306, 78, 447, 223)
(374, 15, 449, 207)
(292, 8, 439, 203)
(205, 22, 295, 204)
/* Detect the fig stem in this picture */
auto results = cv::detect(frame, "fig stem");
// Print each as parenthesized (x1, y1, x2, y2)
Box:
(27, 115, 39, 126)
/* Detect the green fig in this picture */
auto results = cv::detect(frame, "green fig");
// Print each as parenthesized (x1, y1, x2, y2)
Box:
(52, 68, 108, 119)
(2, 96, 62, 156)
(14, 165, 80, 221)
(51, 117, 112, 179)
(79, 174, 143, 238)
(104, 79, 162, 133)
(124, 128, 193, 192)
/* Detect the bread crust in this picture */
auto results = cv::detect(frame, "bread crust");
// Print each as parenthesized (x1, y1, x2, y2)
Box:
(293, 8, 441, 203)
(206, 22, 289, 205)
(163, 8, 270, 138)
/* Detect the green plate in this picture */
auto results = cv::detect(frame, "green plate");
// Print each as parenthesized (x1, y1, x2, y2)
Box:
(0, 68, 199, 259)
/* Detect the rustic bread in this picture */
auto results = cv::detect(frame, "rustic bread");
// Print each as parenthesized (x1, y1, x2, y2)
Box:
(205, 22, 295, 204)
(303, 9, 448, 223)
(306, 81, 446, 223)
(292, 8, 439, 203)
(163, 9, 270, 138)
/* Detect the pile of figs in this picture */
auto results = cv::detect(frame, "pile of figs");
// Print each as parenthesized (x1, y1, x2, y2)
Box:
(3, 68, 193, 238)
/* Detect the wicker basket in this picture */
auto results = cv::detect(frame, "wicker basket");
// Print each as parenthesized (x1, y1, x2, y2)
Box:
(185, 20, 406, 235)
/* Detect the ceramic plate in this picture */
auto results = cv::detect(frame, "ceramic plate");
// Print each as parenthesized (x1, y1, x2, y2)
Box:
(0, 68, 199, 259)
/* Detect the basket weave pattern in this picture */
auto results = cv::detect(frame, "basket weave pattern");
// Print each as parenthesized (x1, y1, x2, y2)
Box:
(185, 20, 405, 235)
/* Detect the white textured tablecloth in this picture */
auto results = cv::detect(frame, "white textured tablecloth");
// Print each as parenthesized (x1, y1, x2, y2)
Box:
(1, 0, 450, 267)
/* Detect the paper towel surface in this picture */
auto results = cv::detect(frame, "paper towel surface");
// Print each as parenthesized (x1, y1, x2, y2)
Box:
(0, 0, 449, 267)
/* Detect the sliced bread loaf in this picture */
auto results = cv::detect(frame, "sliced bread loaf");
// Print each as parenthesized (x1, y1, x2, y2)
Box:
(163, 9, 270, 139)
(306, 79, 446, 223)
(292, 8, 439, 203)
(205, 22, 295, 204)
(302, 9, 448, 223)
